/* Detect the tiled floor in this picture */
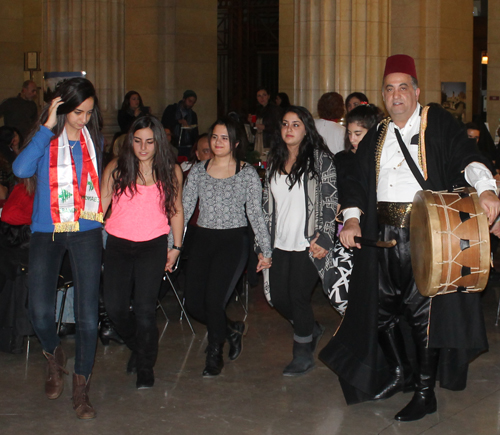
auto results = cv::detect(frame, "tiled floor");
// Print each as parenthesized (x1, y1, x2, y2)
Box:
(1, 278, 500, 435)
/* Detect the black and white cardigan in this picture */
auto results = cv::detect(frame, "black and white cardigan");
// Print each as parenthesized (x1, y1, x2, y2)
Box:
(257, 148, 338, 304)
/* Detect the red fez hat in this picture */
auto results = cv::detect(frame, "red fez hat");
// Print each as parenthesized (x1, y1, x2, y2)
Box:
(383, 54, 417, 80)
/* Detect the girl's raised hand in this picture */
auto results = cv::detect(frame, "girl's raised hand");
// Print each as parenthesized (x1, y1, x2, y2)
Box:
(44, 97, 64, 130)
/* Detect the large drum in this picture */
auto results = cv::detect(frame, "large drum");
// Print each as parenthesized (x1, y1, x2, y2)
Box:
(410, 188, 490, 297)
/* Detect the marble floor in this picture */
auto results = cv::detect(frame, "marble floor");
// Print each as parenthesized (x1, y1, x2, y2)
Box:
(2, 278, 500, 435)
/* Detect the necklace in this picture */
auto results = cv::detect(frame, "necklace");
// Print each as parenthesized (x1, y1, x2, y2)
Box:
(68, 140, 79, 149)
(138, 169, 154, 184)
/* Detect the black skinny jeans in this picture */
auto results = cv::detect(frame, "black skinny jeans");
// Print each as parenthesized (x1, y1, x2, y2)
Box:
(184, 227, 248, 344)
(103, 234, 168, 371)
(269, 248, 319, 341)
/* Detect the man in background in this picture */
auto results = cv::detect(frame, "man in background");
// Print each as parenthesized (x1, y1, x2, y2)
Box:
(0, 80, 38, 139)
(161, 90, 199, 148)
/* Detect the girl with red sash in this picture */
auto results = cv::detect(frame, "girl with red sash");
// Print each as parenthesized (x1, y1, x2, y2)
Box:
(13, 78, 103, 420)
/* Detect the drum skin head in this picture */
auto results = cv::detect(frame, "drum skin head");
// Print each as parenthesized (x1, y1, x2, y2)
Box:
(411, 191, 442, 297)
(410, 189, 490, 297)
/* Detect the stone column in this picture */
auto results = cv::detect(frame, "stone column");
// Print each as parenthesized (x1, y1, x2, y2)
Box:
(43, 0, 125, 142)
(125, 0, 217, 135)
(280, 0, 390, 116)
(0, 2, 25, 101)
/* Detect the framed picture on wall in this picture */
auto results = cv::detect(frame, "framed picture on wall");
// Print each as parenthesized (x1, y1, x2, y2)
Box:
(441, 82, 466, 123)
(24, 52, 40, 71)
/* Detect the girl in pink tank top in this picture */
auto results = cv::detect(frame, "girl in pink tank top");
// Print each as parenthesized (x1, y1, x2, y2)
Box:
(101, 115, 183, 389)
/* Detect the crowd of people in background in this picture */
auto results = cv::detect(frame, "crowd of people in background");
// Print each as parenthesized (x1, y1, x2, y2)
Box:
(1, 53, 500, 423)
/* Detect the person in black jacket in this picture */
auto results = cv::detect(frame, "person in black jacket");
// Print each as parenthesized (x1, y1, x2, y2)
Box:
(247, 87, 283, 159)
(161, 90, 199, 147)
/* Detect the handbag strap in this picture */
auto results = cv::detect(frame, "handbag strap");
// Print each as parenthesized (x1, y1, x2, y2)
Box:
(394, 128, 431, 190)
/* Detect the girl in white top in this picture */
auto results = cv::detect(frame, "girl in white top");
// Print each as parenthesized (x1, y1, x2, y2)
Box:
(260, 105, 337, 377)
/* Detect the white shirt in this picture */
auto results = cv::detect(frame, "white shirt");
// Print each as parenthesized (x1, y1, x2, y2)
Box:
(378, 104, 422, 202)
(270, 173, 310, 251)
(315, 119, 346, 155)
(343, 104, 497, 222)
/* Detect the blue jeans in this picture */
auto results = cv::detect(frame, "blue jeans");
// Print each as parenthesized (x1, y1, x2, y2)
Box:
(29, 228, 102, 378)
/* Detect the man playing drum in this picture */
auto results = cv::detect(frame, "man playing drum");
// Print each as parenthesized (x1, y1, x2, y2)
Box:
(320, 54, 500, 421)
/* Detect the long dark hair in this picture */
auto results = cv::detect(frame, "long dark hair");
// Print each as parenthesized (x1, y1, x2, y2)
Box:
(344, 104, 383, 152)
(268, 105, 332, 188)
(121, 90, 144, 112)
(208, 116, 247, 161)
(112, 115, 178, 217)
(276, 92, 291, 108)
(20, 77, 103, 194)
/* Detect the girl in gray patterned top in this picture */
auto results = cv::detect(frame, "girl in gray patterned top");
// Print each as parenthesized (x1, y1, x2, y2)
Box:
(182, 116, 272, 377)
(258, 105, 337, 377)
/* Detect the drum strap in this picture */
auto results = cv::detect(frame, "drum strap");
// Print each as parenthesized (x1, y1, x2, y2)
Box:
(394, 129, 432, 190)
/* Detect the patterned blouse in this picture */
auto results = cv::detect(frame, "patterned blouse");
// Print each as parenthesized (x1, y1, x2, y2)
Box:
(182, 161, 272, 258)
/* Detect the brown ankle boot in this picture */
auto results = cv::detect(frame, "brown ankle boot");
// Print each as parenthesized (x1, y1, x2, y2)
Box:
(43, 346, 68, 399)
(72, 374, 96, 419)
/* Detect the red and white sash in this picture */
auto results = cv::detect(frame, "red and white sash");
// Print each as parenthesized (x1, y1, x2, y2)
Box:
(49, 127, 103, 232)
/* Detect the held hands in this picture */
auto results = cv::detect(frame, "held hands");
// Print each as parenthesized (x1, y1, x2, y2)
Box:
(339, 218, 362, 249)
(310, 233, 328, 259)
(44, 97, 64, 130)
(256, 253, 272, 272)
(255, 122, 265, 132)
(165, 248, 181, 273)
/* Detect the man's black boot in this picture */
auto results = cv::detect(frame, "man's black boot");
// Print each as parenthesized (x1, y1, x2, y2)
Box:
(395, 347, 439, 422)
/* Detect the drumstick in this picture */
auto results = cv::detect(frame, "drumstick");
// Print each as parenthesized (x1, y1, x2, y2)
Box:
(354, 236, 397, 248)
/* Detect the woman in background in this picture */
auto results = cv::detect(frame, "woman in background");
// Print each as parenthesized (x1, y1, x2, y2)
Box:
(118, 91, 151, 134)
(248, 87, 283, 159)
(275, 92, 291, 110)
(0, 126, 21, 199)
(345, 92, 369, 113)
(315, 92, 346, 154)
